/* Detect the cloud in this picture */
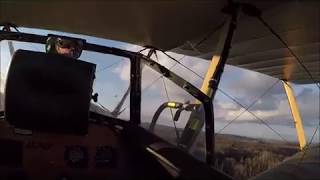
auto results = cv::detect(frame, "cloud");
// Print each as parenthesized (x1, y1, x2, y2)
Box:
(113, 61, 131, 81)
(296, 87, 320, 126)
(227, 68, 283, 97)
(116, 44, 207, 96)
(214, 84, 319, 127)
(297, 88, 316, 103)
(114, 44, 319, 129)
(249, 94, 284, 111)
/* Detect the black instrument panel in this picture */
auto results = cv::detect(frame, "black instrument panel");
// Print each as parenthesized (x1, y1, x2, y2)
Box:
(63, 145, 117, 169)
(0, 122, 128, 180)
(0, 139, 23, 167)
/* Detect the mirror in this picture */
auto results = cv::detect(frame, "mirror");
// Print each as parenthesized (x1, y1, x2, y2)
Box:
(46, 34, 85, 59)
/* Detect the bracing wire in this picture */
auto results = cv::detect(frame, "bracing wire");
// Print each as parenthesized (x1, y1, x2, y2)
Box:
(161, 51, 205, 79)
(153, 52, 180, 142)
(162, 77, 181, 141)
(256, 12, 320, 162)
(215, 79, 290, 143)
(169, 4, 320, 161)
(136, 7, 318, 147)
(120, 52, 186, 113)
(257, 17, 320, 90)
(216, 79, 277, 131)
(141, 55, 185, 91)
(193, 21, 226, 49)
(114, 22, 317, 155)
(139, 49, 290, 144)
(159, 50, 290, 142)
(96, 61, 121, 73)
(119, 48, 187, 140)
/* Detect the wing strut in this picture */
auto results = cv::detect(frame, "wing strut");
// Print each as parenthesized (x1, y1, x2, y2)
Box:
(178, 4, 240, 165)
(282, 81, 306, 150)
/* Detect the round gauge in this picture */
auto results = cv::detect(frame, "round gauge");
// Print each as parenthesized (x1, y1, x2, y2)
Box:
(64, 146, 88, 168)
(95, 146, 116, 168)
(69, 148, 84, 163)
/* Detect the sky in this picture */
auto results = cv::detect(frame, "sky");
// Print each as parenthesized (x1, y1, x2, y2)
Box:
(0, 27, 319, 144)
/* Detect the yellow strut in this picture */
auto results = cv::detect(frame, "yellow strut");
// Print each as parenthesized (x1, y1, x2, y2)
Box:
(199, 18, 232, 97)
(200, 58, 220, 97)
(282, 81, 306, 150)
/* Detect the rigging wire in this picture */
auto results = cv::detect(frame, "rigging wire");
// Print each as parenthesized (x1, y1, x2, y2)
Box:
(97, 15, 319, 161)
(161, 51, 205, 79)
(162, 77, 181, 141)
(216, 79, 278, 132)
(255, 12, 320, 163)
(137, 5, 318, 147)
(109, 18, 318, 157)
(141, 55, 186, 90)
(193, 21, 226, 49)
(153, 51, 180, 142)
(158, 50, 290, 142)
(137, 47, 149, 53)
(96, 61, 120, 73)
(138, 48, 290, 143)
(257, 17, 320, 90)
(120, 48, 186, 140)
(120, 53, 186, 113)
(139, 49, 290, 143)
(215, 79, 290, 143)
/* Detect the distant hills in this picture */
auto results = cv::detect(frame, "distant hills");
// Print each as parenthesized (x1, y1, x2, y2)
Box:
(140, 122, 296, 146)
(140, 122, 298, 180)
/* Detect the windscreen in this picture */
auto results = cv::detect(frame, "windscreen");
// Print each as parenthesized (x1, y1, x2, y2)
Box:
(0, 40, 131, 121)
(140, 54, 207, 162)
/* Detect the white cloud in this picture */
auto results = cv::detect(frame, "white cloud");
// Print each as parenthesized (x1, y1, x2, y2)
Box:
(113, 61, 130, 81)
(117, 44, 207, 95)
(218, 101, 239, 110)
(114, 44, 319, 130)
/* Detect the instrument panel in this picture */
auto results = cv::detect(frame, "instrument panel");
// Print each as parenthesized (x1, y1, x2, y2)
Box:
(0, 121, 129, 180)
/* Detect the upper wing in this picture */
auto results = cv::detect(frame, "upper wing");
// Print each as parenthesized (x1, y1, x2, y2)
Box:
(0, 1, 318, 84)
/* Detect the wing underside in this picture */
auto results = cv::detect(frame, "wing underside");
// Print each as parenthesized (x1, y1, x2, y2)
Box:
(0, 1, 319, 84)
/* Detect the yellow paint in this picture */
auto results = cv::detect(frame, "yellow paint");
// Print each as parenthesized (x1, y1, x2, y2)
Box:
(199, 18, 231, 98)
(283, 81, 306, 150)
(167, 102, 177, 108)
(200, 56, 220, 97)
